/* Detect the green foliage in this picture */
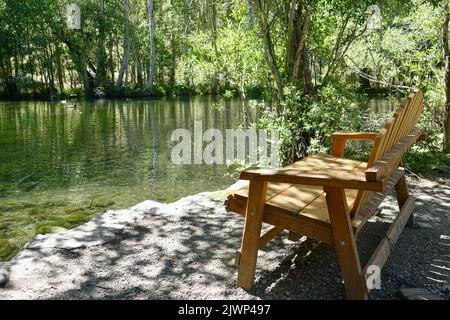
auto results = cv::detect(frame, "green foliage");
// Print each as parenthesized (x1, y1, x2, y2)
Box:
(258, 84, 364, 165)
(404, 149, 450, 177)
(0, 0, 270, 99)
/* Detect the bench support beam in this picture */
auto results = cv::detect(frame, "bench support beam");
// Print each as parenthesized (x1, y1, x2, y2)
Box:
(325, 187, 368, 300)
(395, 175, 415, 227)
(363, 196, 415, 286)
(235, 226, 284, 267)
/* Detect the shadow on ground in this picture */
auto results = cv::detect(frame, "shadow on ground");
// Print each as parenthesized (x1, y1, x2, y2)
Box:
(1, 177, 449, 300)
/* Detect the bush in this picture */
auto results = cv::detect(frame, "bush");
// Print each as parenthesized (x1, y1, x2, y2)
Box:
(258, 84, 364, 166)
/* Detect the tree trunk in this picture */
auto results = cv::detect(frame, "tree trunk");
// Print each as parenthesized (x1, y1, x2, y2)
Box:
(78, 54, 91, 94)
(287, 0, 313, 87)
(146, 0, 156, 93)
(130, 0, 144, 86)
(45, 45, 56, 96)
(253, 1, 283, 103)
(207, 0, 219, 93)
(116, 0, 130, 88)
(183, 0, 191, 88)
(443, 7, 450, 153)
(96, 0, 107, 88)
(56, 44, 65, 93)
(60, 26, 92, 94)
(301, 48, 313, 92)
(170, 33, 176, 87)
(14, 54, 19, 77)
(135, 47, 143, 86)
(108, 40, 115, 85)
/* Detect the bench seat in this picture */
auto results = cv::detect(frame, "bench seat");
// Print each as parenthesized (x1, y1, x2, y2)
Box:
(227, 155, 363, 224)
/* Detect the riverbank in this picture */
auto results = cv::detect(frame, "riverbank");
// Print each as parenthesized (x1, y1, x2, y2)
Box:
(0, 177, 449, 300)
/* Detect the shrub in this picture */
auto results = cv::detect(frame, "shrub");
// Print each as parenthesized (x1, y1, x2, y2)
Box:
(258, 84, 364, 166)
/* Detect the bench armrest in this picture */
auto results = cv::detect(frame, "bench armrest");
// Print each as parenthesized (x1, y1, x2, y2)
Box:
(240, 167, 385, 192)
(331, 132, 379, 141)
(331, 132, 378, 157)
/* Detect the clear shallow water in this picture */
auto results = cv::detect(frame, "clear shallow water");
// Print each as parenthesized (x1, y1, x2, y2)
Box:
(0, 97, 249, 260)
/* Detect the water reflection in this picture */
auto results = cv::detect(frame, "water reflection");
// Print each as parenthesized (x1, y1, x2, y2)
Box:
(0, 97, 247, 199)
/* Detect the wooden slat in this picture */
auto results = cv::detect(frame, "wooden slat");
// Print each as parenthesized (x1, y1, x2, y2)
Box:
(234, 182, 293, 202)
(363, 196, 415, 285)
(236, 157, 367, 224)
(411, 91, 424, 128)
(352, 168, 405, 233)
(397, 94, 417, 140)
(367, 127, 388, 168)
(400, 90, 422, 139)
(259, 226, 284, 248)
(354, 127, 390, 213)
(365, 128, 423, 181)
(236, 225, 285, 266)
(379, 116, 398, 156)
(266, 185, 324, 215)
(381, 104, 407, 156)
(233, 154, 339, 202)
(240, 167, 385, 191)
(264, 159, 361, 217)
(353, 90, 422, 216)
(399, 92, 418, 138)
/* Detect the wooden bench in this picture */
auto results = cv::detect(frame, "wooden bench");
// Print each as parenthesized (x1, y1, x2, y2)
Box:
(225, 89, 425, 299)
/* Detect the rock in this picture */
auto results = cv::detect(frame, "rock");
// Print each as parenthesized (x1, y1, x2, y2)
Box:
(24, 204, 165, 250)
(0, 262, 9, 287)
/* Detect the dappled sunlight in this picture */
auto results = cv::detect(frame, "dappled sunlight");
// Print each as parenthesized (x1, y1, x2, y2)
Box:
(425, 235, 450, 292)
(1, 178, 448, 300)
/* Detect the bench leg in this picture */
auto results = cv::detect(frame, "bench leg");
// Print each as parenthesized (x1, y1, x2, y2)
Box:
(325, 187, 368, 300)
(395, 174, 415, 227)
(237, 180, 268, 290)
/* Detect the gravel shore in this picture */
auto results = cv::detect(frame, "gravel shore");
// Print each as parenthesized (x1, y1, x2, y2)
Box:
(0, 176, 449, 300)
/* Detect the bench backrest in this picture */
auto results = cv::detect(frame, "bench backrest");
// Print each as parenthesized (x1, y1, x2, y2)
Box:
(351, 89, 424, 215)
